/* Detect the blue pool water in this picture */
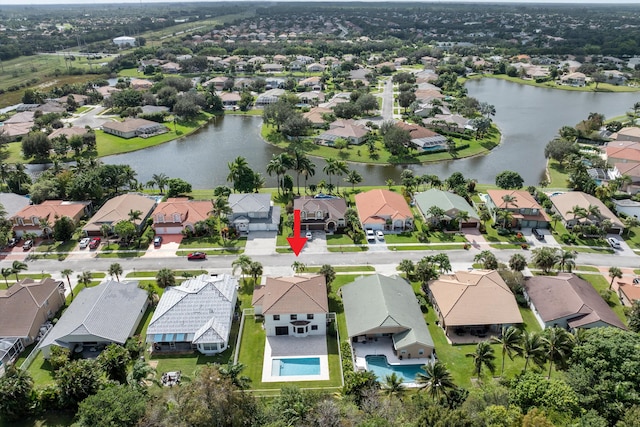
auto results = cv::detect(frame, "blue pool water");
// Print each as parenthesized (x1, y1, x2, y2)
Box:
(272, 357, 321, 376)
(365, 355, 424, 383)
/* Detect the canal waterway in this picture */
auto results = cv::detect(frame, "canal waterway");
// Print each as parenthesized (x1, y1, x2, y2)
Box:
(100, 79, 640, 189)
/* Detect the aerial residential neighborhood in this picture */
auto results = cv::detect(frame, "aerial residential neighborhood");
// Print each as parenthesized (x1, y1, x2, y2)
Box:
(1, 1, 640, 426)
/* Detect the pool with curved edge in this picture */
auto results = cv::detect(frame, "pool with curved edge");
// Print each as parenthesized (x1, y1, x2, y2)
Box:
(365, 355, 425, 384)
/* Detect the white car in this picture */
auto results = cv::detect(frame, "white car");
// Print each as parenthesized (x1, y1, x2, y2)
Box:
(376, 230, 384, 240)
(607, 237, 622, 249)
(366, 229, 376, 241)
(305, 231, 313, 241)
(79, 237, 91, 249)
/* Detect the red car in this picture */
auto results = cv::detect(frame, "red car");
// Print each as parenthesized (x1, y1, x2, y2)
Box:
(88, 237, 101, 250)
(187, 252, 207, 260)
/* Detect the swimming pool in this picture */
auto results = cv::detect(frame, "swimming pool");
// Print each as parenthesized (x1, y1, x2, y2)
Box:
(272, 357, 321, 376)
(365, 355, 425, 383)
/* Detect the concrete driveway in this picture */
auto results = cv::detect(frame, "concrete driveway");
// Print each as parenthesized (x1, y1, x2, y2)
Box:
(244, 231, 277, 255)
(301, 231, 328, 254)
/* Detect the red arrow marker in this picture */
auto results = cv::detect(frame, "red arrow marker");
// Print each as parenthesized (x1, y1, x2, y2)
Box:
(287, 209, 308, 256)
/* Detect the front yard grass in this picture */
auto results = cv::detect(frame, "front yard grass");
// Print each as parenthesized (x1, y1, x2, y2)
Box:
(176, 248, 243, 256)
(552, 222, 609, 248)
(325, 234, 357, 245)
(622, 226, 640, 249)
(31, 240, 77, 260)
(327, 245, 368, 252)
(579, 273, 627, 325)
(126, 270, 208, 278)
(306, 265, 375, 273)
(178, 236, 246, 249)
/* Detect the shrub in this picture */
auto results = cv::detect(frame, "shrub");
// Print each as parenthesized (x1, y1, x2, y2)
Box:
(48, 346, 70, 371)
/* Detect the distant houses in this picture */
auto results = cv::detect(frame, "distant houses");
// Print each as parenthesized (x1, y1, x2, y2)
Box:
(102, 118, 168, 139)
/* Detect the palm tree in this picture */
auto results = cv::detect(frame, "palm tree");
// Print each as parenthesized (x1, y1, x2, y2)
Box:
(556, 249, 576, 272)
(152, 173, 169, 194)
(496, 209, 514, 229)
(608, 266, 623, 289)
(248, 261, 263, 285)
(11, 261, 27, 281)
(108, 263, 123, 281)
(509, 253, 527, 272)
(491, 326, 523, 377)
(551, 213, 562, 231)
(291, 150, 315, 195)
(382, 372, 405, 399)
(586, 204, 602, 221)
(127, 209, 142, 224)
(322, 158, 338, 189)
(385, 179, 395, 190)
(156, 268, 175, 288)
(521, 331, 546, 373)
(266, 154, 287, 194)
(219, 362, 251, 390)
(415, 361, 456, 401)
(333, 160, 349, 193)
(456, 211, 470, 229)
(77, 271, 93, 289)
(39, 216, 52, 240)
(1, 267, 12, 288)
(345, 169, 363, 192)
(61, 268, 74, 298)
(427, 206, 446, 227)
(542, 327, 575, 378)
(291, 261, 306, 274)
(226, 156, 249, 192)
(479, 208, 492, 229)
(501, 194, 517, 210)
(210, 196, 232, 246)
(566, 205, 587, 224)
(398, 259, 415, 279)
(466, 341, 496, 379)
(232, 255, 252, 281)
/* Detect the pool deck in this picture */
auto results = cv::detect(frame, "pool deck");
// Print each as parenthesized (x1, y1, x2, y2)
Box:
(352, 339, 432, 370)
(261, 335, 330, 382)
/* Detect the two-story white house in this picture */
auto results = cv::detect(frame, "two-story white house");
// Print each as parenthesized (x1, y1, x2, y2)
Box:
(252, 275, 328, 337)
(228, 193, 280, 233)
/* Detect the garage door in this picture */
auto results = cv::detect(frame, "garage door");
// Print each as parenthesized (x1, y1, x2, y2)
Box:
(275, 326, 289, 336)
(158, 227, 183, 235)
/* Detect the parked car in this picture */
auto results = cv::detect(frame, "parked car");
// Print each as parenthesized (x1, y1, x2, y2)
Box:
(607, 237, 622, 249)
(8, 237, 18, 247)
(153, 236, 163, 247)
(22, 240, 33, 251)
(532, 228, 544, 241)
(305, 231, 313, 241)
(89, 237, 101, 250)
(79, 237, 91, 249)
(376, 230, 384, 241)
(366, 229, 375, 241)
(187, 251, 207, 260)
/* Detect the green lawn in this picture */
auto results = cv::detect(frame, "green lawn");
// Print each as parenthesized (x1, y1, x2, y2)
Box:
(622, 227, 640, 249)
(25, 351, 56, 386)
(31, 240, 77, 261)
(306, 265, 375, 273)
(325, 234, 357, 245)
(547, 159, 570, 189)
(484, 221, 528, 244)
(263, 123, 500, 165)
(96, 249, 145, 258)
(551, 222, 609, 248)
(179, 236, 246, 249)
(327, 246, 369, 252)
(387, 244, 465, 251)
(578, 273, 628, 325)
(126, 270, 208, 278)
(176, 248, 243, 256)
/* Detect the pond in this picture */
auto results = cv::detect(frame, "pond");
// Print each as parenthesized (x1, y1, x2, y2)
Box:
(98, 79, 640, 189)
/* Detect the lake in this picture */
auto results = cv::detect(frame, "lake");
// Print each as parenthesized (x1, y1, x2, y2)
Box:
(102, 79, 640, 189)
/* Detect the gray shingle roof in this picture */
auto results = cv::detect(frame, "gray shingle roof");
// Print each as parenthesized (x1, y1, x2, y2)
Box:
(414, 189, 480, 222)
(228, 193, 271, 214)
(147, 274, 238, 345)
(341, 274, 434, 350)
(40, 281, 148, 349)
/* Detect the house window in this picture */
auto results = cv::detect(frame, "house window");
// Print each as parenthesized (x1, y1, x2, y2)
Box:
(418, 349, 424, 355)
(311, 325, 318, 331)
(17, 218, 24, 226)
(297, 327, 304, 334)
(307, 314, 314, 320)
(202, 343, 218, 351)
(157, 214, 165, 222)
(273, 315, 280, 321)
(290, 314, 297, 320)
(32, 217, 40, 225)
(301, 211, 307, 220)
(173, 213, 180, 222)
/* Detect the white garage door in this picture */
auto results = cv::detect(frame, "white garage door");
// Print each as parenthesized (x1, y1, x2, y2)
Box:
(157, 227, 183, 235)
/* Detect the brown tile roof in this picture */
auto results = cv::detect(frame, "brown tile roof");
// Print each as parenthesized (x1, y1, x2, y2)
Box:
(303, 107, 332, 124)
(429, 270, 523, 327)
(396, 121, 442, 139)
(487, 190, 542, 210)
(525, 274, 627, 329)
(48, 126, 88, 140)
(12, 200, 88, 222)
(550, 191, 623, 228)
(84, 193, 156, 232)
(614, 162, 640, 178)
(102, 118, 160, 134)
(0, 278, 63, 337)
(611, 127, 640, 141)
(152, 197, 211, 224)
(355, 189, 413, 225)
(4, 111, 34, 124)
(618, 282, 640, 306)
(293, 196, 347, 219)
(252, 275, 328, 315)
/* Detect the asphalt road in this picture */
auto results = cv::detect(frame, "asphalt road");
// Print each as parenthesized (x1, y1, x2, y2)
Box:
(3, 247, 637, 280)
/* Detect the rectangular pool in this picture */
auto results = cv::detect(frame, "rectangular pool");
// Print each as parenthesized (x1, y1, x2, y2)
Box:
(271, 357, 321, 376)
(365, 355, 425, 383)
